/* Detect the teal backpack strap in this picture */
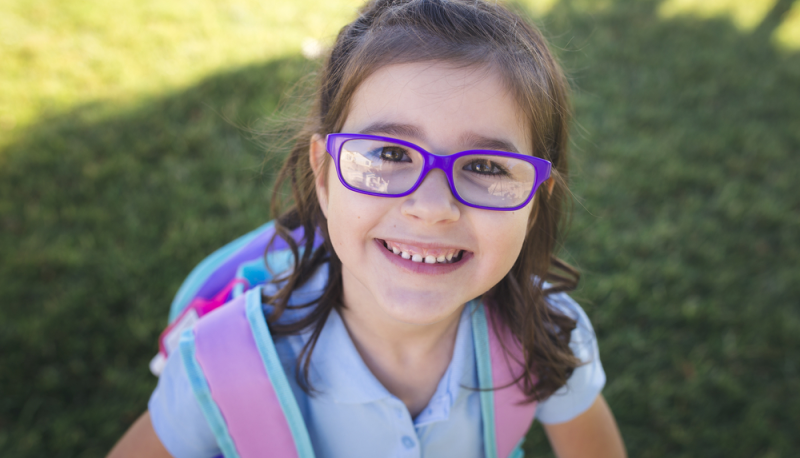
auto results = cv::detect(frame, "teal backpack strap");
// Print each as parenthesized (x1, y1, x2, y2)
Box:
(472, 299, 538, 458)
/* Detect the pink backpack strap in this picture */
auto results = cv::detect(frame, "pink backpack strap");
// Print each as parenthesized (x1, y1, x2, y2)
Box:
(179, 287, 315, 458)
(472, 299, 537, 458)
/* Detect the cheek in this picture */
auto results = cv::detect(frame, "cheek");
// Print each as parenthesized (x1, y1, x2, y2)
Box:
(323, 171, 380, 252)
(485, 210, 531, 267)
(324, 176, 350, 250)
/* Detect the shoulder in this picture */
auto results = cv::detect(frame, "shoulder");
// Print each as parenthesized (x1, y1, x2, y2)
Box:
(149, 341, 220, 457)
(544, 291, 597, 355)
(536, 291, 607, 424)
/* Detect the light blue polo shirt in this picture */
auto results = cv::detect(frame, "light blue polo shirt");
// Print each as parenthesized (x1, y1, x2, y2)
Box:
(149, 265, 606, 458)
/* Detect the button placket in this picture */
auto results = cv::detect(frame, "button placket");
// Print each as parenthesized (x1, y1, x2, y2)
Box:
(397, 431, 420, 458)
(401, 435, 415, 449)
(387, 399, 420, 457)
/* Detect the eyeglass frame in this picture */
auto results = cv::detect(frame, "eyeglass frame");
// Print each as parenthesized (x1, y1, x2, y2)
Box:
(325, 133, 552, 211)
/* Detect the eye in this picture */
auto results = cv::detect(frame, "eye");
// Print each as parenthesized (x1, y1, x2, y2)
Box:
(463, 159, 508, 176)
(378, 146, 411, 162)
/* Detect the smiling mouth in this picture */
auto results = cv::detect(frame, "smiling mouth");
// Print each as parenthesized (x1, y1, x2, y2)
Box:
(378, 239, 466, 264)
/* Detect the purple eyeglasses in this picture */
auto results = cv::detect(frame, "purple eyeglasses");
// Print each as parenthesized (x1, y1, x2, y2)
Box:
(326, 133, 552, 211)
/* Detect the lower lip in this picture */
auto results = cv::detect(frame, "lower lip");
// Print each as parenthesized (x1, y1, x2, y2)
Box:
(374, 239, 472, 275)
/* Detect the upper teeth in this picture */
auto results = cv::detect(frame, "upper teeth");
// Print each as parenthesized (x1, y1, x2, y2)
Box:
(384, 241, 461, 264)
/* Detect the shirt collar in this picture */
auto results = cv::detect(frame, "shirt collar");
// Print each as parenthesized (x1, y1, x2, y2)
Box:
(413, 304, 475, 426)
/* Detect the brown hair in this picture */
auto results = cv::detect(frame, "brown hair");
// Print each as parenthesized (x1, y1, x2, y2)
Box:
(264, 0, 580, 402)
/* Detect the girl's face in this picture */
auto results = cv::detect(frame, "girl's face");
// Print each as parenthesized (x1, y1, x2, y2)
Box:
(313, 62, 535, 327)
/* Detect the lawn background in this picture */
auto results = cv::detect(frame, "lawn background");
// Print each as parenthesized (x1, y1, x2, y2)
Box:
(1, 0, 799, 456)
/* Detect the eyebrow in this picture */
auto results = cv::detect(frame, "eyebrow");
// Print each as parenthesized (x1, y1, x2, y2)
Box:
(458, 132, 521, 154)
(357, 122, 521, 154)
(358, 122, 423, 139)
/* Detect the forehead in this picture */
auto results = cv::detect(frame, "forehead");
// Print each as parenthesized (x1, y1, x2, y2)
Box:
(340, 62, 531, 155)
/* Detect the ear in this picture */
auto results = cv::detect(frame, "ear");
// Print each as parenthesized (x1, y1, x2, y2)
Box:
(309, 134, 330, 218)
(545, 177, 555, 195)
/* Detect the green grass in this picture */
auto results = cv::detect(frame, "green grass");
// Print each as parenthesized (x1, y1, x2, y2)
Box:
(2, 0, 799, 456)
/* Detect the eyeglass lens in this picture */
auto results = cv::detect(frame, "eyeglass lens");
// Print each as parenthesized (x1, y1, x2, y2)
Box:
(338, 138, 536, 208)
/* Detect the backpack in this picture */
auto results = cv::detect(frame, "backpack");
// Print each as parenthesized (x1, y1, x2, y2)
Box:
(152, 221, 535, 458)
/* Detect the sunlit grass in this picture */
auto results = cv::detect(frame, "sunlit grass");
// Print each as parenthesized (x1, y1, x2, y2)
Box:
(774, 1, 800, 48)
(0, 0, 360, 141)
(657, 0, 800, 49)
(520, 0, 562, 16)
(658, 0, 779, 30)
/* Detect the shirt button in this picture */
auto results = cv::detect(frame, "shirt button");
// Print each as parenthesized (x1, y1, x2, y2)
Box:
(401, 436, 415, 449)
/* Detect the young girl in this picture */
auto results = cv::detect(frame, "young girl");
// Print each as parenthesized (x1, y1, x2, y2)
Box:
(109, 0, 626, 457)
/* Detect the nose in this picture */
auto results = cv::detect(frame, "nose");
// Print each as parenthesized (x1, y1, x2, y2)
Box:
(401, 169, 460, 224)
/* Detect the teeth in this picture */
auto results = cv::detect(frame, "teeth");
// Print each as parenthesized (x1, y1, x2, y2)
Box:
(384, 240, 463, 264)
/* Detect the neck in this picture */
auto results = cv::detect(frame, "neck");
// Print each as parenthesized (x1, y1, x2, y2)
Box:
(339, 291, 465, 417)
(341, 301, 463, 362)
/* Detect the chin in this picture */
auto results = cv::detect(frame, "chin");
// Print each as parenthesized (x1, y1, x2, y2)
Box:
(378, 290, 468, 326)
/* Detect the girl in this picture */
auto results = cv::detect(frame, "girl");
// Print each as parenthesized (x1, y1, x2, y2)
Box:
(109, 0, 626, 457)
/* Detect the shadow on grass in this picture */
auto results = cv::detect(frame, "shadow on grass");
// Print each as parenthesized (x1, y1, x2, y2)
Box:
(1, 0, 799, 456)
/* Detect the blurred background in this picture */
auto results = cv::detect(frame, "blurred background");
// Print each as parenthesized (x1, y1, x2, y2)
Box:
(1, 0, 798, 456)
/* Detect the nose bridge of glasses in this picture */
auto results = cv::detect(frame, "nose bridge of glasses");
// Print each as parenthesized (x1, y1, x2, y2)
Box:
(422, 151, 456, 180)
(410, 152, 457, 204)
